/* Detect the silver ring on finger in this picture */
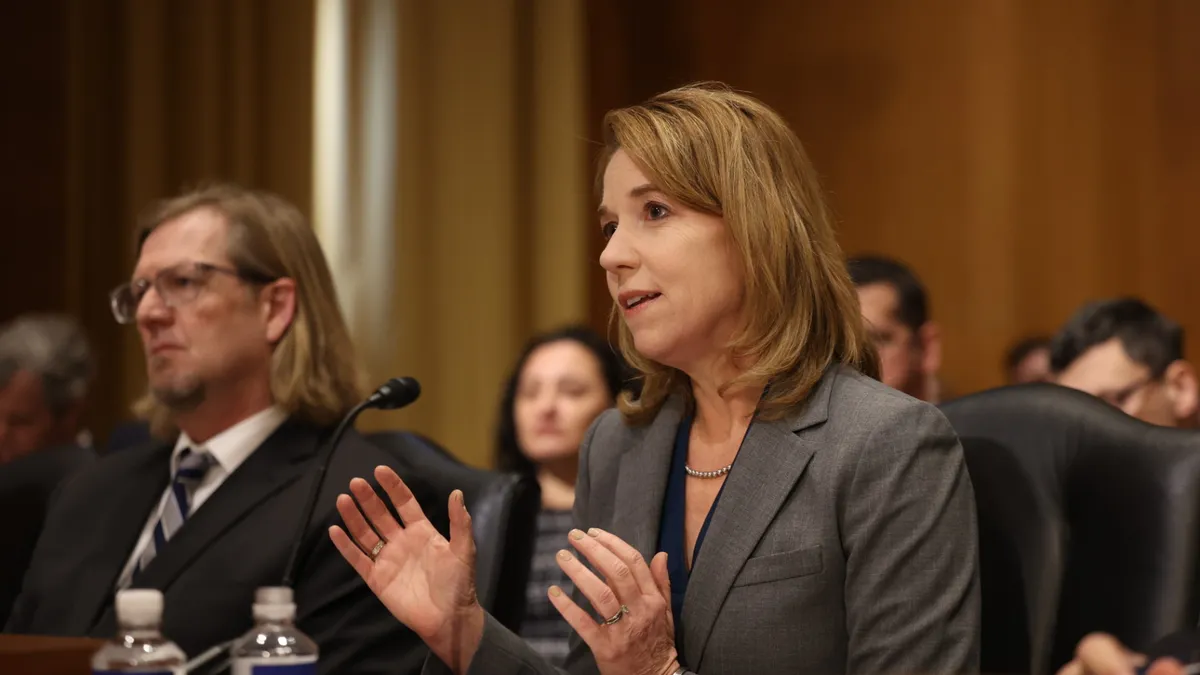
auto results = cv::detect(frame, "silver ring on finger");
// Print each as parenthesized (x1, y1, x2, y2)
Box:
(368, 540, 386, 561)
(603, 604, 630, 625)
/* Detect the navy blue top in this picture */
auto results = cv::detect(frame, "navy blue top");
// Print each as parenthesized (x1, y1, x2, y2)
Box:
(656, 415, 727, 661)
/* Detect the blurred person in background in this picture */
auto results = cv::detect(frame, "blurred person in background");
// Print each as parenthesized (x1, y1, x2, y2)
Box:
(1050, 303, 1200, 675)
(0, 313, 93, 464)
(495, 325, 629, 666)
(848, 255, 944, 402)
(1005, 335, 1053, 384)
(0, 313, 96, 627)
(1051, 297, 1197, 428)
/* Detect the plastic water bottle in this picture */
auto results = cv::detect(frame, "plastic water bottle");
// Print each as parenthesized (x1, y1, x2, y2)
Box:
(230, 587, 318, 674)
(91, 589, 187, 674)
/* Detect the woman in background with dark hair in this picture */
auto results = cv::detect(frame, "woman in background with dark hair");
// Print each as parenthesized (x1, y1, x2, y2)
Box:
(495, 325, 628, 666)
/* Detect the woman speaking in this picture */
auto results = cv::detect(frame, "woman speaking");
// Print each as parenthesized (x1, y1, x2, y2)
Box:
(329, 82, 981, 675)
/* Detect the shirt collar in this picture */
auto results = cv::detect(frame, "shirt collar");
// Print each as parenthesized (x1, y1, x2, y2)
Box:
(172, 406, 288, 475)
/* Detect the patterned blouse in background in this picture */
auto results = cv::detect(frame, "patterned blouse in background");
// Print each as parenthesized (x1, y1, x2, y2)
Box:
(519, 509, 576, 666)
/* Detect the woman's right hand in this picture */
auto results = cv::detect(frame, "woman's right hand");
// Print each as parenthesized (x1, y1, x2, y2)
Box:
(329, 465, 483, 674)
(1057, 633, 1183, 675)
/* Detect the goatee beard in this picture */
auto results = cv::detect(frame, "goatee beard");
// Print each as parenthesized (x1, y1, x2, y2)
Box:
(153, 383, 206, 412)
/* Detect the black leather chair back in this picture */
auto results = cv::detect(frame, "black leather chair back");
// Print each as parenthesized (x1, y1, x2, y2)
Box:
(942, 384, 1200, 675)
(365, 431, 540, 631)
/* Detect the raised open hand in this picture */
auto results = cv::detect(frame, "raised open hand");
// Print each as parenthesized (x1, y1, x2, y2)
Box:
(329, 466, 483, 674)
(549, 528, 681, 675)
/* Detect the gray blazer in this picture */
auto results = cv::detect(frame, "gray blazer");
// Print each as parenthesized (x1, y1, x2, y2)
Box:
(427, 365, 980, 674)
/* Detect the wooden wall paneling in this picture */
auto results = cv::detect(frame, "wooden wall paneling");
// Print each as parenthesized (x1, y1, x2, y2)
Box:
(584, 0, 1200, 395)
(1152, 0, 1200, 370)
(69, 0, 136, 446)
(0, 1, 69, 320)
(583, 0, 695, 342)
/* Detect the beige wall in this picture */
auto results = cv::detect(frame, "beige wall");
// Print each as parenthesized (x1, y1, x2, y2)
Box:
(331, 0, 590, 466)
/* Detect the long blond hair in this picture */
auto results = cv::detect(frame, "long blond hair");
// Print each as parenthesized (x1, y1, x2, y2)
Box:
(133, 184, 367, 437)
(601, 83, 878, 425)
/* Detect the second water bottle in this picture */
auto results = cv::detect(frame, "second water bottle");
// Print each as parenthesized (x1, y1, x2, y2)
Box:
(230, 586, 318, 674)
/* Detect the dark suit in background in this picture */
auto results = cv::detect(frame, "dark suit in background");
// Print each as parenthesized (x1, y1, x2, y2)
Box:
(106, 420, 152, 454)
(5, 421, 448, 675)
(0, 443, 96, 627)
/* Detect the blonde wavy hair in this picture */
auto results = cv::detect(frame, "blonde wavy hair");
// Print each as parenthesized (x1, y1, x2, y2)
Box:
(602, 83, 879, 425)
(132, 184, 367, 437)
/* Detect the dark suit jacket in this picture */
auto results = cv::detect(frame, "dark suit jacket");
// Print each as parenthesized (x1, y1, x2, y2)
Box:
(426, 365, 980, 675)
(0, 443, 96, 627)
(5, 420, 449, 675)
(106, 420, 152, 454)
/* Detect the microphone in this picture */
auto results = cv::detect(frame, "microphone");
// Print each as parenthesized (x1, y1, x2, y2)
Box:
(281, 377, 422, 587)
(366, 376, 422, 410)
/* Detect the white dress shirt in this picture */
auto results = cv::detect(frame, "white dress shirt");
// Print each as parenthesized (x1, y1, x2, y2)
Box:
(116, 406, 288, 589)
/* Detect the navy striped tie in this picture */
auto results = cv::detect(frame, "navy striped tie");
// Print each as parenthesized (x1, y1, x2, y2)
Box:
(134, 448, 214, 575)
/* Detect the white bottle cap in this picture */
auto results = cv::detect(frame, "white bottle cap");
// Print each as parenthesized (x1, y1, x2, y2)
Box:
(253, 586, 297, 622)
(256, 586, 293, 605)
(115, 589, 164, 627)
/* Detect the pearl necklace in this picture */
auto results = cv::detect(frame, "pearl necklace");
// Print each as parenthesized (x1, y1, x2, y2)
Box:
(684, 463, 733, 479)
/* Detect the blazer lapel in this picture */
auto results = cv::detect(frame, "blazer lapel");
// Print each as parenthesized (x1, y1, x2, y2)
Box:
(77, 442, 173, 631)
(680, 367, 840, 669)
(609, 395, 684, 561)
(96, 421, 323, 629)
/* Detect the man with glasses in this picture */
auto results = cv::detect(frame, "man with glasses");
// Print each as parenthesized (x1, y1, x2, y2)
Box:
(4, 184, 448, 675)
(1051, 297, 1198, 428)
(1049, 301, 1199, 675)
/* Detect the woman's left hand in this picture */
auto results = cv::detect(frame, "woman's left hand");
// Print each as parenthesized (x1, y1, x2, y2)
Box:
(549, 528, 681, 675)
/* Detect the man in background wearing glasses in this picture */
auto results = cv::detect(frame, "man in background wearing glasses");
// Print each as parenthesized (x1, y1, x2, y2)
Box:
(4, 184, 447, 675)
(1051, 299, 1198, 675)
(1050, 297, 1198, 429)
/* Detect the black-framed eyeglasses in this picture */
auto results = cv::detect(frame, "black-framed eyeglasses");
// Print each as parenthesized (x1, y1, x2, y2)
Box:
(1099, 372, 1164, 408)
(108, 261, 278, 325)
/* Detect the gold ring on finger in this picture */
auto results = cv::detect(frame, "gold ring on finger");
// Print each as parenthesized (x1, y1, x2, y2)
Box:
(603, 604, 629, 625)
